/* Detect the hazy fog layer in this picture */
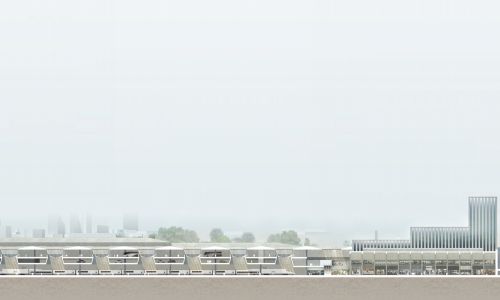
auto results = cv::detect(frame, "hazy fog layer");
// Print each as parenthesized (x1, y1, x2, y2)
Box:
(1, 1, 500, 245)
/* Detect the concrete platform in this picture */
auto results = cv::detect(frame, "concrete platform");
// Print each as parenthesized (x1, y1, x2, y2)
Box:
(0, 276, 499, 300)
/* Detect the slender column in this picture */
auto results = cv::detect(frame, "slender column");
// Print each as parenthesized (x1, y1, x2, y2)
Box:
(446, 252, 449, 275)
(385, 252, 388, 275)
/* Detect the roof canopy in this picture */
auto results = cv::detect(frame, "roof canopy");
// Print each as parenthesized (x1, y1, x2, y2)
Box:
(18, 246, 47, 251)
(110, 246, 138, 251)
(247, 246, 275, 251)
(63, 246, 92, 250)
(294, 246, 320, 251)
(201, 246, 229, 250)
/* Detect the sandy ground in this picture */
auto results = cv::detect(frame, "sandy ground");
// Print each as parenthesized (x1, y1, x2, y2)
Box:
(0, 276, 499, 300)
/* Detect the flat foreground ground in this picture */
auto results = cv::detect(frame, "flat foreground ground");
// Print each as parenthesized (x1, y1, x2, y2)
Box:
(0, 276, 499, 300)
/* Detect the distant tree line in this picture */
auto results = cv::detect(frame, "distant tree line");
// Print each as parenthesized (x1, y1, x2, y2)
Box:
(209, 229, 256, 243)
(267, 230, 301, 245)
(154, 226, 200, 243)
(152, 226, 303, 246)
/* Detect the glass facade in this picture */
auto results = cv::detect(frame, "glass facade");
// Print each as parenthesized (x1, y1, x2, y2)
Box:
(349, 251, 496, 275)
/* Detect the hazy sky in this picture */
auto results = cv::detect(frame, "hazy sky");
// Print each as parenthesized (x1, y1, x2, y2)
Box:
(1, 1, 500, 244)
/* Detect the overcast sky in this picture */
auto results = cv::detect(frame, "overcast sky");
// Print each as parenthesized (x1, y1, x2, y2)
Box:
(1, 1, 500, 244)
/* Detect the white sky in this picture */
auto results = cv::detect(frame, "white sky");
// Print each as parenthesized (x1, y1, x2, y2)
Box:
(1, 0, 500, 244)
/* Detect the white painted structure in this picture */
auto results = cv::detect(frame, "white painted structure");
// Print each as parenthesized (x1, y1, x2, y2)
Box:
(108, 247, 140, 265)
(245, 246, 277, 265)
(17, 246, 48, 265)
(153, 246, 185, 265)
(62, 247, 94, 265)
(199, 246, 231, 265)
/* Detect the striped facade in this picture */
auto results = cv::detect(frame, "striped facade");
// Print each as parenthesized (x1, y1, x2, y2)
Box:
(352, 197, 497, 252)
(469, 197, 497, 251)
(352, 240, 410, 252)
(410, 227, 470, 249)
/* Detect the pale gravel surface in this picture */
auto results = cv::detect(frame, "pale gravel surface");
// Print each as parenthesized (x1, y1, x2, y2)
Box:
(0, 276, 499, 300)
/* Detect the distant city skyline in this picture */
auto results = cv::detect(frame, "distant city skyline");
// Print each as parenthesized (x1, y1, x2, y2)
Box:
(1, 1, 500, 248)
(0, 194, 493, 247)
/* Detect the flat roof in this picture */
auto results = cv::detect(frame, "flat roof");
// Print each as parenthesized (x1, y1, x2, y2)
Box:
(351, 248, 490, 253)
(172, 242, 304, 249)
(155, 246, 184, 250)
(0, 237, 170, 248)
(247, 246, 276, 251)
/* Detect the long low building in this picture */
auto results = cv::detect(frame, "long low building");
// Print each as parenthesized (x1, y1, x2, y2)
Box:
(0, 238, 497, 276)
